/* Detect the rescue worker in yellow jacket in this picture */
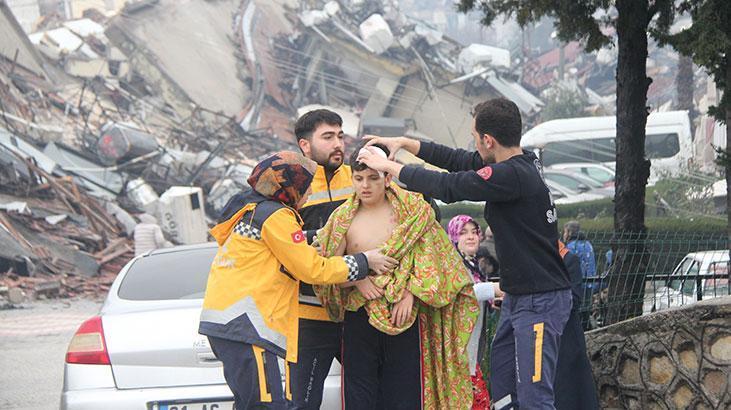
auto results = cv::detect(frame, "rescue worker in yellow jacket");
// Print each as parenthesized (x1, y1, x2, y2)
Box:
(199, 151, 397, 410)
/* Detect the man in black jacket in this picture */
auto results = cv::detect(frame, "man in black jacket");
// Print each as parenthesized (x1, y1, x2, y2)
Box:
(357, 98, 572, 409)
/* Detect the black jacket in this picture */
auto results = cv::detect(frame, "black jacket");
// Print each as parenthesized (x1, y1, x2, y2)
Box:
(398, 141, 570, 295)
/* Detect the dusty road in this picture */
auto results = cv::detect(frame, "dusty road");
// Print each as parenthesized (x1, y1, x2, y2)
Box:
(0, 298, 101, 410)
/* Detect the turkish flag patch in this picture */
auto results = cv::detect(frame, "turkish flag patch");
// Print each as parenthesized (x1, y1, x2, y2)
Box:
(291, 230, 306, 243)
(477, 166, 493, 181)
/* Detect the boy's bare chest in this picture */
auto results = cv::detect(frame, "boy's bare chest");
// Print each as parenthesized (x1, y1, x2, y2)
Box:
(345, 206, 397, 254)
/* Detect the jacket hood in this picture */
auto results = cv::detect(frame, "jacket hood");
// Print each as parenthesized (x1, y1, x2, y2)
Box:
(211, 190, 266, 245)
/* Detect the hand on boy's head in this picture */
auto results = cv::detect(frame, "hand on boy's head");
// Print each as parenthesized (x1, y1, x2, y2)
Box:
(363, 135, 399, 160)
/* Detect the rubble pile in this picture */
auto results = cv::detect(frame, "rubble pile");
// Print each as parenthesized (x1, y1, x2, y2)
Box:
(0, 2, 299, 304)
(227, 0, 546, 149)
(0, 143, 133, 301)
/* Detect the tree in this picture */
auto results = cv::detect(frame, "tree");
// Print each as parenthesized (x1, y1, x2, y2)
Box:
(458, 0, 675, 323)
(659, 0, 731, 273)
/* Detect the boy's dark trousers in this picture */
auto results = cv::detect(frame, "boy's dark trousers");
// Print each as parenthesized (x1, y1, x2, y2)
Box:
(342, 308, 421, 410)
(489, 289, 572, 410)
(208, 336, 286, 410)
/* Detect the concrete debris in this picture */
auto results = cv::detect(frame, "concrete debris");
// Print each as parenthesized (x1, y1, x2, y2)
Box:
(43, 142, 124, 197)
(458, 43, 511, 73)
(7, 287, 26, 304)
(359, 14, 393, 54)
(44, 214, 67, 225)
(0, 201, 31, 215)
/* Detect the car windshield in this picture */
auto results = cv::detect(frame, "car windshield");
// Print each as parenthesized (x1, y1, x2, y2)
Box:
(118, 247, 217, 300)
(645, 133, 680, 159)
(583, 167, 614, 184)
(669, 257, 694, 291)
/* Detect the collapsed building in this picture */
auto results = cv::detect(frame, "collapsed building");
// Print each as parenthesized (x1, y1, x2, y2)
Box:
(2, 0, 722, 301)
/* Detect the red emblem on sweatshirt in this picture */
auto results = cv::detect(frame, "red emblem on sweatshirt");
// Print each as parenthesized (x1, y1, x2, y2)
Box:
(477, 166, 493, 181)
(291, 230, 305, 243)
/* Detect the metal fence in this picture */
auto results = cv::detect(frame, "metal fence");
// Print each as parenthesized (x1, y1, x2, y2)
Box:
(572, 231, 728, 330)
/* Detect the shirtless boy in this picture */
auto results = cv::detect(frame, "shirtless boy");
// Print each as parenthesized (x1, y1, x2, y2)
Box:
(335, 143, 420, 409)
(315, 141, 478, 409)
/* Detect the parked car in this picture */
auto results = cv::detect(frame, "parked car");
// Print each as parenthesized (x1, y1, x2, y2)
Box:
(543, 170, 614, 197)
(643, 250, 730, 314)
(546, 180, 606, 205)
(61, 243, 341, 410)
(548, 163, 615, 188)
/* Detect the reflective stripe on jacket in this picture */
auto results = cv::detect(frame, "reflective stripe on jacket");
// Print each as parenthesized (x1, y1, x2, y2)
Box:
(297, 164, 354, 321)
(199, 191, 367, 362)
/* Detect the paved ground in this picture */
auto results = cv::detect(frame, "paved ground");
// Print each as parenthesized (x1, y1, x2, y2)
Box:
(0, 298, 101, 410)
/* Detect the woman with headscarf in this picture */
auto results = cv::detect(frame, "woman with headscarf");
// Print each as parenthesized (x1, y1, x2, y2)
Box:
(198, 151, 397, 409)
(447, 215, 503, 410)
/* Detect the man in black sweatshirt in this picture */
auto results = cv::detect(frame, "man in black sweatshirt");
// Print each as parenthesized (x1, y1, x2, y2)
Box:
(356, 98, 572, 409)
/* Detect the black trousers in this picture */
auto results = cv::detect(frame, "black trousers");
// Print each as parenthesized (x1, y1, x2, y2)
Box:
(286, 319, 342, 409)
(342, 308, 421, 410)
(208, 336, 286, 410)
(554, 309, 600, 410)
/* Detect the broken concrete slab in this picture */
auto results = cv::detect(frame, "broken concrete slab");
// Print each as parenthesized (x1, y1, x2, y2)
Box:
(43, 142, 124, 197)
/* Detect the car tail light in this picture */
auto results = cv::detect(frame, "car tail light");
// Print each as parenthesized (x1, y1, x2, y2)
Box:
(65, 316, 110, 365)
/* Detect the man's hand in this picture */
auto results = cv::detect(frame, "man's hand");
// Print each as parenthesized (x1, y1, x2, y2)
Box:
(362, 248, 398, 275)
(363, 135, 420, 159)
(354, 277, 384, 300)
(356, 147, 404, 176)
(494, 283, 504, 299)
(390, 290, 414, 327)
(310, 235, 324, 256)
(492, 282, 504, 310)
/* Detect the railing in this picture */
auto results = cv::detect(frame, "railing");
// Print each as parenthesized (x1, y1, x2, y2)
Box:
(569, 231, 728, 330)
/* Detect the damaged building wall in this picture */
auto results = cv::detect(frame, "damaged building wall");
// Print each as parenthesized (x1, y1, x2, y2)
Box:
(389, 77, 483, 148)
(107, 0, 250, 117)
(5, 0, 40, 33)
(0, 1, 48, 79)
(105, 21, 197, 119)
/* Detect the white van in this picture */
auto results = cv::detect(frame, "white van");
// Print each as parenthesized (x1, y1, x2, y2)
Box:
(521, 111, 693, 182)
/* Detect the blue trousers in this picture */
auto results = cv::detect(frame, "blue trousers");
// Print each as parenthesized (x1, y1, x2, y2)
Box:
(208, 336, 286, 410)
(490, 289, 572, 410)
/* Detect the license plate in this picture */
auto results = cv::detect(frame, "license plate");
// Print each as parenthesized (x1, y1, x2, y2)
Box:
(156, 400, 234, 410)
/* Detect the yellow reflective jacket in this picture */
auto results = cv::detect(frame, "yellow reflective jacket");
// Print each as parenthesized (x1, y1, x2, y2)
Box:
(298, 164, 354, 321)
(198, 191, 368, 362)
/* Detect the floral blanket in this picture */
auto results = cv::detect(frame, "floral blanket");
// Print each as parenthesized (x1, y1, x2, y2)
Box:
(314, 186, 479, 409)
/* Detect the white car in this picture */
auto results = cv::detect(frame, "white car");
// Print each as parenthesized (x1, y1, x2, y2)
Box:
(644, 250, 730, 314)
(545, 180, 606, 205)
(61, 243, 341, 410)
(548, 163, 615, 187)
